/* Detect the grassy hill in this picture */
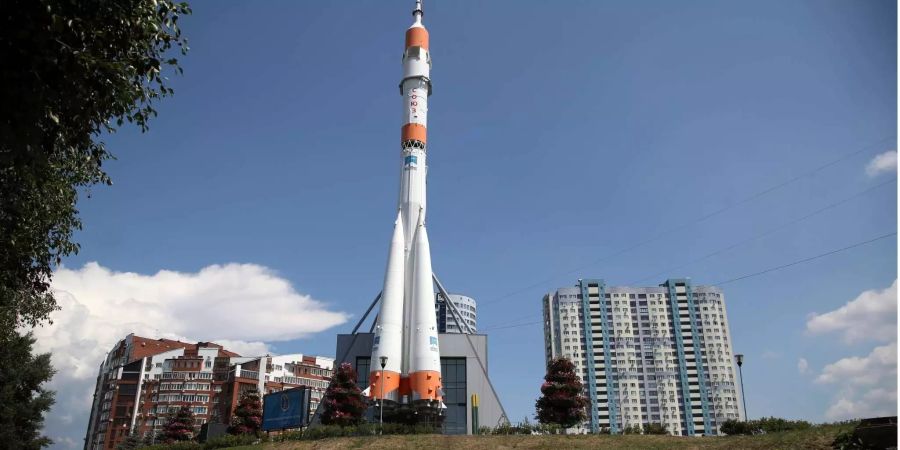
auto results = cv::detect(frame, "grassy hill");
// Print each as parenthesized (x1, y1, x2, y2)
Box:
(228, 423, 853, 450)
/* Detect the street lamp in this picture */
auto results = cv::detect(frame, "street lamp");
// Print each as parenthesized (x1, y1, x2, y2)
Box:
(379, 356, 387, 435)
(735, 354, 748, 420)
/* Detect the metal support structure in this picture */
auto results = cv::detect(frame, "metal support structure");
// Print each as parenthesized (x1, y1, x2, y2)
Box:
(736, 354, 748, 421)
(433, 273, 510, 426)
(379, 356, 387, 434)
(352, 292, 383, 334)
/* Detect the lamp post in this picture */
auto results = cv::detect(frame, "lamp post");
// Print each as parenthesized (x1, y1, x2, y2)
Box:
(379, 356, 387, 435)
(735, 354, 748, 421)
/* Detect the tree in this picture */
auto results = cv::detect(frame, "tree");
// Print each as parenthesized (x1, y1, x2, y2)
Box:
(320, 362, 367, 426)
(1, 0, 191, 331)
(161, 406, 195, 443)
(228, 390, 263, 436)
(0, 332, 55, 449)
(1, 2, 189, 446)
(535, 357, 588, 430)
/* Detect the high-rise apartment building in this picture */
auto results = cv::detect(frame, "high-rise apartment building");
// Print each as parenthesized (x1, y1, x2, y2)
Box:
(435, 293, 477, 333)
(83, 334, 333, 449)
(542, 279, 743, 436)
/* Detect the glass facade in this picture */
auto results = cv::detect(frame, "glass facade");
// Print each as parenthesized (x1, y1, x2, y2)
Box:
(441, 357, 467, 434)
(352, 356, 469, 434)
(355, 357, 370, 390)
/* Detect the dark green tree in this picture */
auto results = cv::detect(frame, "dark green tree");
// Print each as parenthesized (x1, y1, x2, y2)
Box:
(535, 357, 588, 430)
(1, 2, 189, 446)
(0, 332, 55, 449)
(1, 0, 191, 331)
(161, 406, 195, 443)
(320, 363, 367, 426)
(228, 390, 263, 435)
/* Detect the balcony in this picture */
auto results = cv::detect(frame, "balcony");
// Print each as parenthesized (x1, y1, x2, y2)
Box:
(227, 368, 259, 381)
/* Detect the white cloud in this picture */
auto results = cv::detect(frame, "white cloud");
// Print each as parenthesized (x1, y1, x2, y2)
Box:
(815, 342, 898, 420)
(33, 262, 348, 449)
(808, 280, 899, 421)
(806, 279, 897, 344)
(866, 150, 897, 177)
(797, 357, 809, 374)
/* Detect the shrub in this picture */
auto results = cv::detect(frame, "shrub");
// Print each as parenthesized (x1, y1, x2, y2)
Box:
(643, 423, 669, 435)
(720, 419, 754, 435)
(756, 416, 812, 433)
(140, 443, 201, 450)
(202, 434, 257, 449)
(720, 417, 814, 436)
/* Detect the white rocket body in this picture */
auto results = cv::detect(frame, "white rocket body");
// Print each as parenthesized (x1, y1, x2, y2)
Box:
(369, 2, 442, 407)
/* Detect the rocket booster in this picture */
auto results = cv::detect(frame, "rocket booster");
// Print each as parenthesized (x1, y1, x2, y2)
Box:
(369, 0, 442, 407)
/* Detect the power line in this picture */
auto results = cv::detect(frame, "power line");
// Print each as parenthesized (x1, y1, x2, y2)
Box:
(628, 177, 897, 285)
(478, 135, 896, 306)
(484, 178, 894, 330)
(712, 231, 896, 286)
(480, 230, 897, 332)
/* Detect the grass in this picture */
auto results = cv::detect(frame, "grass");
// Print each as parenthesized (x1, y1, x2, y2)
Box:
(224, 423, 854, 450)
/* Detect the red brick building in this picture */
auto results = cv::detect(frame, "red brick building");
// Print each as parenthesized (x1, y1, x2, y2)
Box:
(83, 334, 333, 449)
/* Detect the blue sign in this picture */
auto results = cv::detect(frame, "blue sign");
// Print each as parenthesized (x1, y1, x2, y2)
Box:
(262, 387, 311, 431)
(404, 155, 418, 166)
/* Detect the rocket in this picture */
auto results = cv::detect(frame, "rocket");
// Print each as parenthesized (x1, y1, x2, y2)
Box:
(367, 0, 443, 412)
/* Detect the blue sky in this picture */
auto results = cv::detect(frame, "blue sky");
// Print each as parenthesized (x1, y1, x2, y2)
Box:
(41, 1, 896, 446)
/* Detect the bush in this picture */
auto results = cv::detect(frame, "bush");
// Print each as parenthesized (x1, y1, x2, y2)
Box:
(720, 417, 814, 436)
(297, 423, 436, 440)
(202, 434, 258, 449)
(140, 443, 201, 450)
(756, 416, 812, 433)
(643, 423, 669, 435)
(831, 429, 875, 450)
(721, 419, 755, 435)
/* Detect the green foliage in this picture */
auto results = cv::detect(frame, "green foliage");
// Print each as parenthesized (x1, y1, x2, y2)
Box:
(720, 417, 814, 435)
(755, 416, 812, 433)
(139, 443, 200, 450)
(479, 420, 564, 435)
(1, 0, 191, 332)
(1, 2, 189, 443)
(138, 433, 258, 450)
(720, 419, 755, 435)
(831, 428, 878, 450)
(642, 422, 669, 435)
(621, 424, 642, 435)
(535, 357, 588, 428)
(289, 423, 436, 440)
(0, 331, 56, 449)
(319, 362, 367, 426)
(228, 390, 263, 436)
